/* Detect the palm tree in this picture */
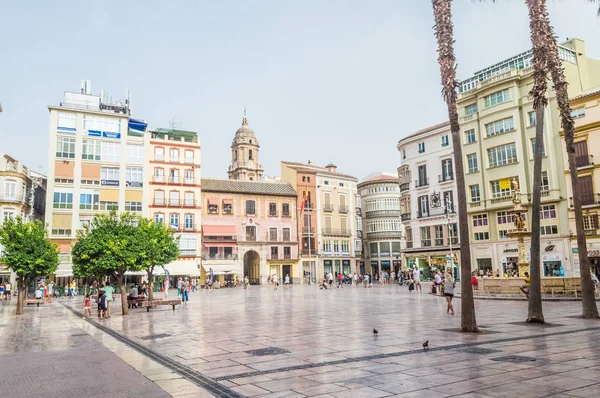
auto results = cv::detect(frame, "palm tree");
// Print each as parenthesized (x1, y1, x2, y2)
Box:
(524, 0, 548, 324)
(537, 0, 599, 318)
(431, 0, 477, 332)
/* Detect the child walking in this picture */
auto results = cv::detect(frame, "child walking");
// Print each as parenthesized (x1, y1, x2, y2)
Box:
(83, 294, 92, 319)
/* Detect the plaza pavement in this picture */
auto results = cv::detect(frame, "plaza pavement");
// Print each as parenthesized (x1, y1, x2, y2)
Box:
(2, 284, 600, 397)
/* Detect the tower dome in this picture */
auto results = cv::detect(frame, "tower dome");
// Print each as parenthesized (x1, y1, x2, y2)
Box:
(228, 110, 264, 181)
(233, 114, 259, 145)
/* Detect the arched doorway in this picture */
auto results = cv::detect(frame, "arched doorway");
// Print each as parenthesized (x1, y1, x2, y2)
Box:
(244, 250, 260, 284)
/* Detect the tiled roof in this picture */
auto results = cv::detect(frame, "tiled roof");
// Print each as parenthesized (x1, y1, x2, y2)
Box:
(281, 161, 358, 181)
(397, 121, 450, 146)
(201, 178, 296, 197)
(570, 86, 600, 102)
(358, 173, 398, 187)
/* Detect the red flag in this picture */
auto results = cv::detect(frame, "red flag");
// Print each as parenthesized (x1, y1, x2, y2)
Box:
(300, 191, 309, 214)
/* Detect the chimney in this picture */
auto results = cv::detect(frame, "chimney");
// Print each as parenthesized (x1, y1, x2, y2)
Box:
(100, 89, 105, 103)
(307, 160, 312, 165)
(326, 162, 337, 173)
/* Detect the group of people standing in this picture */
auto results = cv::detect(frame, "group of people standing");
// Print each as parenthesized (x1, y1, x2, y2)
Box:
(407, 267, 455, 315)
(0, 281, 13, 300)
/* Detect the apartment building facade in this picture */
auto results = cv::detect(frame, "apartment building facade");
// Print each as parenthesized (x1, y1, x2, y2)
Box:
(357, 173, 403, 276)
(148, 128, 202, 277)
(0, 154, 47, 284)
(457, 38, 600, 277)
(397, 122, 459, 280)
(563, 87, 600, 276)
(46, 84, 150, 280)
(200, 178, 298, 284)
(281, 161, 360, 279)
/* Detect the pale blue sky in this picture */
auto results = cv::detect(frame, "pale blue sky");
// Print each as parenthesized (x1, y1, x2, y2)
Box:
(1, 0, 599, 180)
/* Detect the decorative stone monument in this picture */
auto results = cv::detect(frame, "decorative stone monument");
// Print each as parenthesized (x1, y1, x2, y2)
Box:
(506, 178, 530, 276)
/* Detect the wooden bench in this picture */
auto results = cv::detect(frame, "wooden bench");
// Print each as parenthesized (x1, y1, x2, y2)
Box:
(25, 298, 55, 307)
(143, 299, 181, 312)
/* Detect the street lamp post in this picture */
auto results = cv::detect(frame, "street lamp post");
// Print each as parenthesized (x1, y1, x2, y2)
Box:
(445, 201, 457, 279)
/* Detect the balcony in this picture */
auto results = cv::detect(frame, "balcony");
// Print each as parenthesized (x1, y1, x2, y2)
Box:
(184, 157, 195, 164)
(201, 254, 238, 261)
(302, 227, 315, 235)
(153, 198, 166, 206)
(301, 248, 318, 256)
(154, 155, 165, 162)
(282, 211, 290, 217)
(179, 249, 197, 257)
(415, 178, 429, 188)
(323, 204, 334, 212)
(576, 154, 594, 169)
(469, 201, 482, 208)
(152, 176, 166, 183)
(169, 199, 182, 207)
(366, 209, 401, 218)
(246, 234, 257, 242)
(169, 225, 181, 232)
(284, 253, 292, 260)
(182, 224, 197, 232)
(269, 253, 279, 260)
(490, 195, 513, 205)
(401, 213, 411, 221)
(183, 178, 196, 185)
(400, 182, 410, 192)
(322, 228, 351, 237)
(422, 239, 432, 247)
(169, 176, 182, 184)
(338, 205, 349, 213)
(355, 208, 362, 216)
(357, 230, 363, 238)
(406, 241, 413, 249)
(366, 230, 403, 239)
(585, 229, 599, 236)
(0, 194, 26, 204)
(355, 250, 362, 257)
(183, 200, 196, 208)
(439, 174, 454, 183)
(170, 157, 180, 164)
(570, 193, 600, 208)
(269, 212, 278, 217)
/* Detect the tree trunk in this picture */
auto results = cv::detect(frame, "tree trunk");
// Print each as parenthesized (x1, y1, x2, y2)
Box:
(525, 0, 547, 324)
(431, 0, 477, 332)
(16, 276, 26, 315)
(539, 0, 600, 318)
(528, 106, 546, 323)
(147, 267, 154, 301)
(118, 277, 128, 316)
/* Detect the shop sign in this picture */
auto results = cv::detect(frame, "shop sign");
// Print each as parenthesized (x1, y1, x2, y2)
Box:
(342, 260, 350, 266)
(545, 245, 555, 252)
(499, 179, 511, 190)
(87, 130, 101, 137)
(126, 181, 143, 188)
(572, 248, 578, 254)
(324, 260, 332, 266)
(503, 248, 518, 253)
(392, 260, 401, 266)
(381, 260, 390, 267)
(102, 131, 121, 139)
(101, 180, 119, 187)
(371, 261, 378, 267)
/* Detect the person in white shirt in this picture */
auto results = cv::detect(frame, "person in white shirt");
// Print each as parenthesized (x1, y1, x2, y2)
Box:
(412, 267, 422, 293)
(434, 271, 442, 296)
(272, 274, 278, 290)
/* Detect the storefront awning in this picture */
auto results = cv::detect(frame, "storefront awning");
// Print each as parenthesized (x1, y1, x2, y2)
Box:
(54, 262, 73, 277)
(203, 242, 237, 247)
(207, 198, 219, 206)
(202, 264, 237, 275)
(164, 261, 200, 276)
(125, 267, 165, 276)
(222, 199, 233, 204)
(202, 225, 237, 236)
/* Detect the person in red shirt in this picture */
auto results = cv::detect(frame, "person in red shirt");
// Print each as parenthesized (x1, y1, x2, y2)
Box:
(337, 273, 344, 289)
(471, 273, 479, 290)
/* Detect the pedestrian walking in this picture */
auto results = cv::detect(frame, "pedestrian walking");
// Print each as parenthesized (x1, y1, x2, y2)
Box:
(327, 272, 333, 288)
(181, 277, 190, 304)
(520, 272, 530, 299)
(272, 273, 278, 290)
(284, 274, 290, 289)
(97, 290, 107, 319)
(164, 278, 170, 298)
(101, 283, 114, 318)
(83, 294, 92, 319)
(444, 269, 455, 315)
(337, 272, 343, 288)
(244, 276, 249, 289)
(0, 283, 4, 301)
(177, 277, 183, 297)
(412, 267, 422, 293)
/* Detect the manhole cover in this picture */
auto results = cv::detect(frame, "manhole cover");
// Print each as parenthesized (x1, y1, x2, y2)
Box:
(140, 333, 171, 340)
(452, 347, 500, 355)
(491, 355, 537, 363)
(244, 347, 290, 356)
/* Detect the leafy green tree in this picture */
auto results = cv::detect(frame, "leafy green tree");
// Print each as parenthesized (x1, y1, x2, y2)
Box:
(136, 218, 179, 300)
(71, 212, 145, 316)
(0, 217, 59, 315)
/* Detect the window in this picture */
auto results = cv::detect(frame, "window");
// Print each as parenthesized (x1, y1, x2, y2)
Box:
(248, 149, 253, 160)
(79, 191, 99, 210)
(269, 202, 277, 216)
(484, 89, 510, 107)
(169, 213, 179, 229)
(170, 148, 179, 163)
(333, 241, 340, 253)
(571, 107, 585, 118)
(155, 147, 164, 161)
(223, 202, 232, 215)
(284, 246, 291, 259)
(583, 215, 598, 231)
(465, 103, 478, 116)
(179, 236, 197, 257)
(540, 225, 558, 235)
(474, 232, 490, 241)
(441, 159, 453, 181)
(443, 191, 454, 212)
(154, 213, 164, 225)
(341, 241, 350, 254)
(421, 227, 431, 247)
(184, 214, 195, 230)
(4, 181, 16, 199)
(184, 150, 194, 164)
(339, 182, 344, 187)
(154, 190, 165, 206)
(540, 205, 556, 219)
(497, 211, 513, 224)
(125, 201, 142, 212)
(418, 195, 429, 217)
(101, 167, 120, 183)
(488, 143, 518, 168)
(324, 241, 332, 253)
(470, 185, 481, 202)
(99, 201, 118, 211)
(417, 165, 427, 186)
(269, 228, 277, 241)
(83, 115, 121, 133)
(169, 191, 180, 206)
(528, 111, 537, 126)
(52, 229, 72, 236)
(434, 225, 444, 246)
(57, 112, 76, 130)
(282, 203, 290, 216)
(406, 228, 413, 248)
(246, 226, 256, 241)
(467, 153, 478, 173)
(491, 178, 516, 199)
(472, 214, 488, 227)
(270, 246, 279, 259)
(448, 223, 458, 245)
(82, 139, 101, 160)
(283, 228, 291, 241)
(126, 144, 144, 164)
(246, 200, 256, 215)
(53, 191, 73, 209)
(324, 180, 329, 185)
(499, 230, 508, 239)
(465, 129, 476, 144)
(441, 135, 449, 147)
(101, 141, 120, 162)
(56, 136, 76, 159)
(418, 142, 425, 153)
(530, 138, 546, 157)
(154, 168, 165, 183)
(541, 171, 549, 192)
(126, 167, 143, 186)
(485, 117, 515, 137)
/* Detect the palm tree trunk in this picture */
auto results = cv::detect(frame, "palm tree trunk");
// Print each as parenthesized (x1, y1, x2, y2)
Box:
(538, 0, 600, 318)
(431, 0, 477, 332)
(526, 0, 548, 324)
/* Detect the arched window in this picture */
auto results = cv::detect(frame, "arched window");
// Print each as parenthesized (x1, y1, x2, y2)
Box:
(302, 176, 306, 182)
(249, 149, 253, 160)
